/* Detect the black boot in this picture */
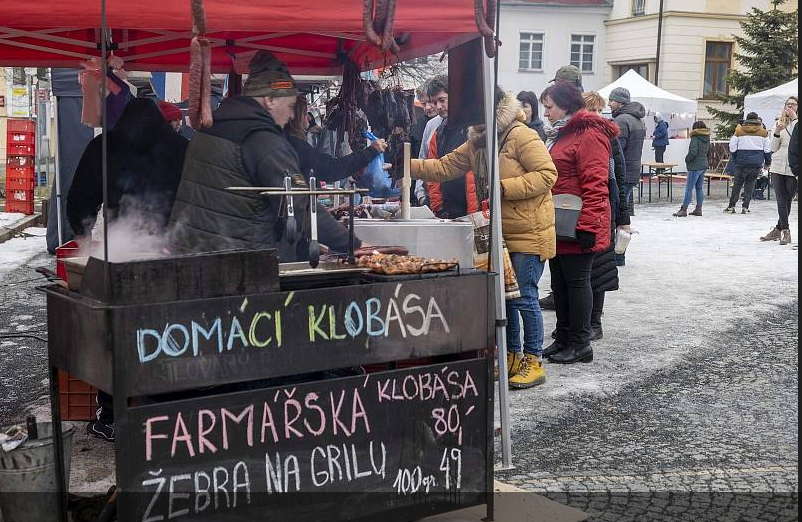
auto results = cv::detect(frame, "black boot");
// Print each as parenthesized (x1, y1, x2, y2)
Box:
(548, 344, 594, 364)
(539, 293, 556, 311)
(590, 292, 604, 341)
(543, 340, 566, 358)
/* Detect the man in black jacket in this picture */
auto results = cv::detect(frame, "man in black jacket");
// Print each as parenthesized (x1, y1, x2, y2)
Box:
(67, 98, 188, 241)
(67, 98, 188, 442)
(169, 51, 357, 258)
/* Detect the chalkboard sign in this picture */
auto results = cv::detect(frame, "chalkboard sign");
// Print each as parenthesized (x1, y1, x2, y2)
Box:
(118, 360, 490, 522)
(113, 275, 493, 396)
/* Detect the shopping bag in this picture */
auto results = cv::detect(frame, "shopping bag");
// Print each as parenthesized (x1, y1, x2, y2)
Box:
(355, 133, 401, 199)
(462, 205, 520, 300)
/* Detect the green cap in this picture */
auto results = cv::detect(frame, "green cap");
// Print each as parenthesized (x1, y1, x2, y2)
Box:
(551, 65, 583, 87)
(243, 51, 299, 98)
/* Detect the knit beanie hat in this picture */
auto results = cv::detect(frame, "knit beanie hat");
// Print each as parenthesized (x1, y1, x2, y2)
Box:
(243, 51, 299, 98)
(609, 87, 631, 104)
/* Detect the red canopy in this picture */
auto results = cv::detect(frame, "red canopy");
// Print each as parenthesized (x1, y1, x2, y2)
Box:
(0, 1, 479, 74)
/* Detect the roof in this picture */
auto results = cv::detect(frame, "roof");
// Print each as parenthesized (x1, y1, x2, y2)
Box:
(598, 70, 698, 115)
(503, 0, 611, 6)
(0, 1, 479, 74)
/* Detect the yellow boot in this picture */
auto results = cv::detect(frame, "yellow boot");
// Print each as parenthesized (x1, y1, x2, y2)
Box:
(509, 354, 546, 389)
(495, 352, 525, 381)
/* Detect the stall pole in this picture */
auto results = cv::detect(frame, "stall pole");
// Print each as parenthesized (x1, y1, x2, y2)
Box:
(483, 50, 513, 471)
(401, 142, 412, 220)
(52, 95, 63, 245)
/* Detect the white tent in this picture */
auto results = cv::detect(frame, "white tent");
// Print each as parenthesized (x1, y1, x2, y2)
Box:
(744, 78, 799, 129)
(599, 70, 698, 134)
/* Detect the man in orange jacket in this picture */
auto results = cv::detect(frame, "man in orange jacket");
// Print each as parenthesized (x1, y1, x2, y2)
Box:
(425, 75, 479, 219)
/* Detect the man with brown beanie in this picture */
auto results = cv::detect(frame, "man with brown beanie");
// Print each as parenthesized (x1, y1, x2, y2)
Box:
(169, 51, 357, 260)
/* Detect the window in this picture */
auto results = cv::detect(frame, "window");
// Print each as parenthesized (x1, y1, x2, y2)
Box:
(633, 0, 646, 16)
(617, 63, 649, 80)
(519, 33, 545, 71)
(704, 42, 733, 98)
(571, 35, 596, 73)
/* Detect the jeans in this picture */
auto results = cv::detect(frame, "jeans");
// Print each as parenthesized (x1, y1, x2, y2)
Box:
(772, 173, 798, 230)
(506, 253, 546, 356)
(625, 182, 637, 215)
(729, 166, 761, 209)
(550, 253, 595, 349)
(683, 170, 706, 207)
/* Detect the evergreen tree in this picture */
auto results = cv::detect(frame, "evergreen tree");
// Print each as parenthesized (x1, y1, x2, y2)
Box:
(707, 0, 799, 138)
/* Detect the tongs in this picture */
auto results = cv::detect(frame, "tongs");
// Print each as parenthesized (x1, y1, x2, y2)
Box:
(284, 173, 297, 244)
(309, 172, 320, 268)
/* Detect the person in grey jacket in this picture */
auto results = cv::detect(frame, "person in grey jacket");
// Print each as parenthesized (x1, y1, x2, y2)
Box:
(609, 88, 647, 216)
(761, 96, 799, 245)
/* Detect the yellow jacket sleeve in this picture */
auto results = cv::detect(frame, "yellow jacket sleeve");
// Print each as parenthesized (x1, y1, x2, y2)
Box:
(411, 142, 473, 182)
(500, 131, 558, 201)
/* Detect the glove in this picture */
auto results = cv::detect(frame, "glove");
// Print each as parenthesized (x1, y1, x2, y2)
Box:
(577, 231, 596, 251)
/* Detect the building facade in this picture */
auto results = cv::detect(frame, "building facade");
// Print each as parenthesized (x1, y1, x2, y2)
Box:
(498, 0, 613, 97)
(606, 0, 799, 121)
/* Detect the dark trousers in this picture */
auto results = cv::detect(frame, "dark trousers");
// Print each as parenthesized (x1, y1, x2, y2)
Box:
(729, 166, 761, 209)
(655, 146, 667, 164)
(550, 253, 595, 349)
(591, 291, 605, 328)
(96, 391, 114, 424)
(772, 173, 799, 230)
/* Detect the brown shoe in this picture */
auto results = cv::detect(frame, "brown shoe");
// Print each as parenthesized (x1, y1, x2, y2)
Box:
(673, 206, 688, 217)
(780, 229, 792, 245)
(689, 206, 703, 216)
(761, 227, 782, 242)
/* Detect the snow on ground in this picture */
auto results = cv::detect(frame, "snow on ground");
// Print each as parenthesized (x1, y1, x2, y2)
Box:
(0, 212, 26, 231)
(0, 227, 48, 280)
(505, 199, 799, 425)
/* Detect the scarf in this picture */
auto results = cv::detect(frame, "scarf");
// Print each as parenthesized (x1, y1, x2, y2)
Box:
(545, 116, 571, 150)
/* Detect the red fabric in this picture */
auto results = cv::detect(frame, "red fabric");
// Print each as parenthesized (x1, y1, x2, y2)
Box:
(549, 110, 619, 255)
(0, 2, 478, 74)
(425, 131, 479, 218)
(158, 100, 183, 122)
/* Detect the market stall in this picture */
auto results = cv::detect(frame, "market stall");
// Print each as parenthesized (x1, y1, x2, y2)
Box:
(744, 78, 799, 129)
(0, 1, 515, 521)
(599, 70, 699, 172)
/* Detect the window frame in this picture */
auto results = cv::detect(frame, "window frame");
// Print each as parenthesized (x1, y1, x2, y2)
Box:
(518, 31, 547, 72)
(617, 63, 650, 81)
(702, 40, 734, 99)
(570, 33, 597, 75)
(632, 0, 647, 16)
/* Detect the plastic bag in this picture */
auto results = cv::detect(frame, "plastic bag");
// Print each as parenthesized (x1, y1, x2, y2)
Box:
(355, 133, 400, 199)
(463, 207, 520, 300)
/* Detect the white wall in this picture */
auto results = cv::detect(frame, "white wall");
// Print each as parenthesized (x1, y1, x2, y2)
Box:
(498, 5, 611, 98)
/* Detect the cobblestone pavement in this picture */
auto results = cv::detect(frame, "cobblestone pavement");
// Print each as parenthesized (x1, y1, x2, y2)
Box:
(498, 302, 799, 522)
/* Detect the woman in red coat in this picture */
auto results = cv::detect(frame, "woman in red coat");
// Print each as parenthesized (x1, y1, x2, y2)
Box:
(539, 82, 619, 365)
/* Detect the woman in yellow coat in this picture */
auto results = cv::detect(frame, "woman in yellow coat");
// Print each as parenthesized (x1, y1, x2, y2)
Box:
(411, 87, 558, 389)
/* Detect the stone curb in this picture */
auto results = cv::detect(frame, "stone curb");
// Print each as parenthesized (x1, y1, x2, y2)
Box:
(0, 214, 43, 245)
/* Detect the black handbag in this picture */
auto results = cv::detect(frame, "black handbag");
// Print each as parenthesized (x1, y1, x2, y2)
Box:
(553, 194, 583, 242)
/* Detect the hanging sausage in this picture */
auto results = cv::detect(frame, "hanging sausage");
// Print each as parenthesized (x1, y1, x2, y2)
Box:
(188, 0, 213, 129)
(363, 0, 400, 55)
(474, 0, 498, 58)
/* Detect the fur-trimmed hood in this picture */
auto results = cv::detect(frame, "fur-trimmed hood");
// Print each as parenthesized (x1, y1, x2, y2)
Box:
(561, 110, 620, 140)
(468, 92, 526, 146)
(735, 122, 768, 138)
(691, 128, 712, 138)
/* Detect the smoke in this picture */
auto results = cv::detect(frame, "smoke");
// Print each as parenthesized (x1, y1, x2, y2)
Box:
(79, 195, 172, 262)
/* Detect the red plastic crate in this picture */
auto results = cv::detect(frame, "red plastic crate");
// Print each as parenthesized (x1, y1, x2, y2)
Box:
(58, 370, 99, 421)
(6, 155, 33, 168)
(5, 199, 34, 215)
(8, 189, 33, 202)
(7, 119, 36, 133)
(6, 177, 35, 191)
(7, 131, 35, 146)
(6, 165, 35, 179)
(7, 143, 35, 156)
